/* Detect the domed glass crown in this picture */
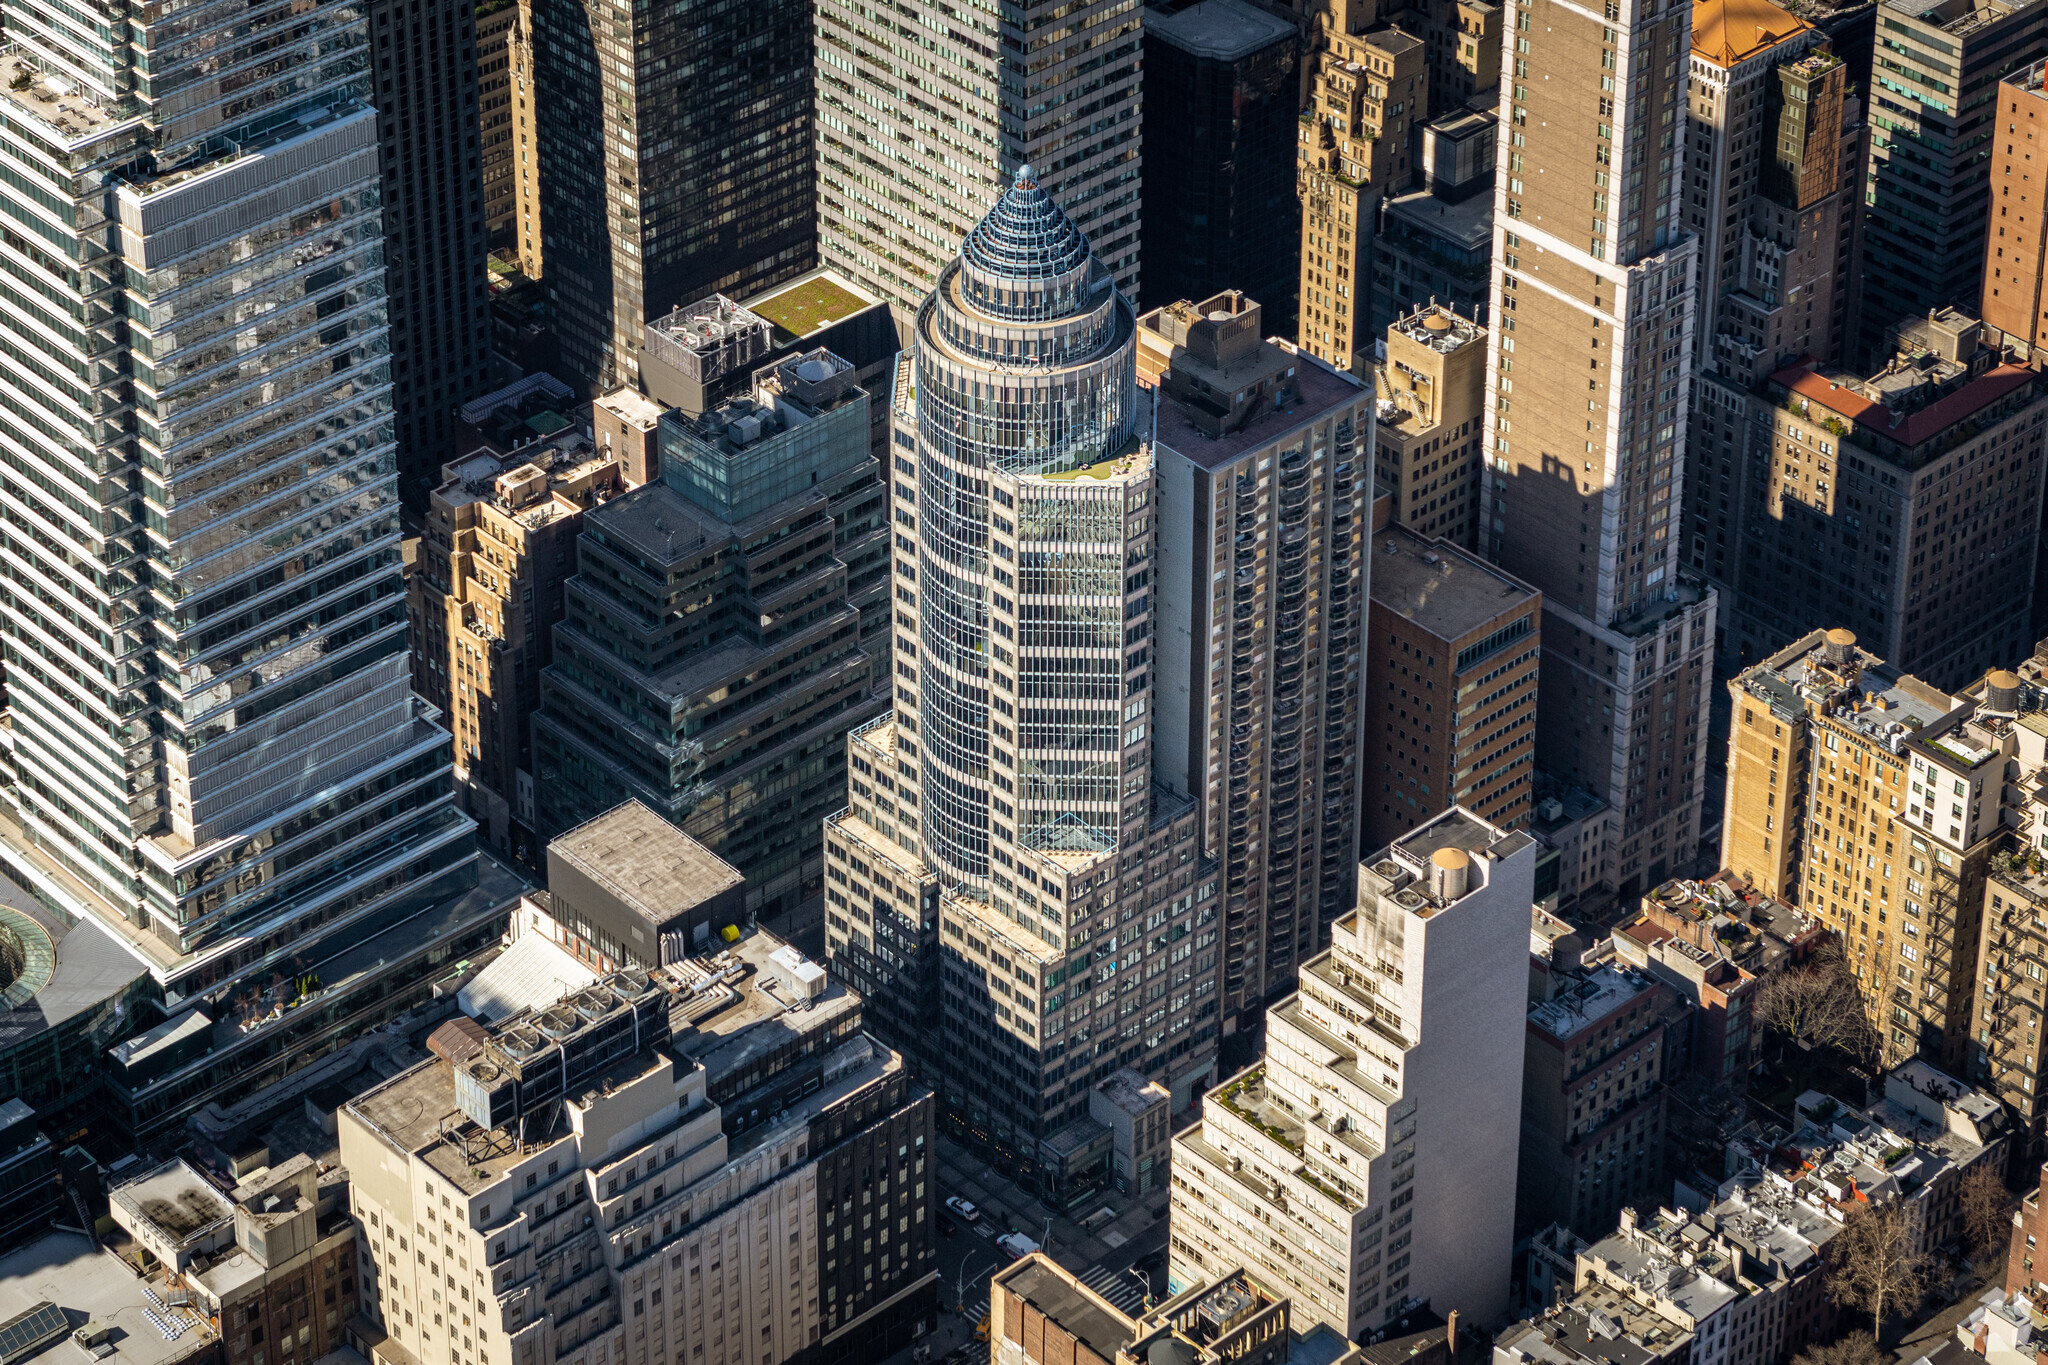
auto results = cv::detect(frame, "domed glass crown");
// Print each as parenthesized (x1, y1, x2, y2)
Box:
(957, 165, 1094, 321)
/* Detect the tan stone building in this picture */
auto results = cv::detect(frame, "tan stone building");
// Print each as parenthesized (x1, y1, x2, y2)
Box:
(339, 934, 936, 1365)
(1375, 304, 1487, 548)
(1724, 628, 2006, 1071)
(1683, 3, 1851, 382)
(1424, 0, 1501, 113)
(1480, 0, 1716, 904)
(110, 1155, 359, 1365)
(590, 388, 665, 487)
(477, 0, 517, 250)
(409, 443, 625, 861)
(1298, 7, 1428, 374)
(476, 0, 540, 277)
(1706, 315, 2046, 686)
(1364, 523, 1539, 851)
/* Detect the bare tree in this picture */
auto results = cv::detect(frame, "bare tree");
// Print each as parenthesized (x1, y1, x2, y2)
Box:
(1756, 943, 1881, 1065)
(1827, 1201, 1931, 1338)
(1792, 1332, 1886, 1365)
(1960, 1162, 2017, 1270)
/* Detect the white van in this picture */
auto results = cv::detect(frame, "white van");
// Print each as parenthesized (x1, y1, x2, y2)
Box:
(996, 1232, 1041, 1260)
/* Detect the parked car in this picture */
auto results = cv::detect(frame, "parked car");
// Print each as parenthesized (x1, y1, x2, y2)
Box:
(944, 1196, 981, 1223)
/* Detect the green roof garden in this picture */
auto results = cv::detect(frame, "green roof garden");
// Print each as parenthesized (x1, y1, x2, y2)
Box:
(750, 277, 869, 340)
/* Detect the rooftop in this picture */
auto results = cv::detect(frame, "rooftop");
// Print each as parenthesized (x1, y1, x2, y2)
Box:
(1369, 524, 1538, 648)
(0, 879, 145, 1056)
(0, 1232, 217, 1365)
(744, 269, 878, 342)
(1530, 783, 1608, 838)
(647, 295, 773, 365)
(350, 1037, 667, 1196)
(1738, 628, 1959, 754)
(1496, 1302, 1686, 1365)
(995, 1256, 1134, 1362)
(1772, 359, 2039, 456)
(669, 930, 858, 1089)
(1879, 0, 2027, 37)
(1150, 348, 1366, 471)
(587, 480, 720, 565)
(1529, 964, 1660, 1040)
(594, 388, 668, 433)
(1610, 573, 1713, 640)
(455, 932, 598, 1023)
(1382, 184, 1495, 252)
(1389, 304, 1486, 355)
(1582, 1212, 1742, 1325)
(460, 372, 575, 428)
(431, 443, 622, 530)
(549, 799, 746, 932)
(1628, 871, 1816, 974)
(0, 53, 133, 144)
(1706, 1182, 1841, 1276)
(2012, 56, 2048, 94)
(1146, 0, 1297, 59)
(1532, 907, 1586, 962)
(1368, 806, 1531, 912)
(1691, 0, 1812, 65)
(1092, 1066, 1169, 1117)
(110, 1161, 230, 1246)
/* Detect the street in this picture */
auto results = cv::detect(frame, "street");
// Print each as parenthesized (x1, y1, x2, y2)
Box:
(875, 1133, 1170, 1365)
(928, 1132, 1167, 1319)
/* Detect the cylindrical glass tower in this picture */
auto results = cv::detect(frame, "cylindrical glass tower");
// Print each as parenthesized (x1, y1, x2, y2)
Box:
(907, 167, 1148, 892)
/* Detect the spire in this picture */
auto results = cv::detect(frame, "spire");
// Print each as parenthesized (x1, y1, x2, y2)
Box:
(960, 163, 1091, 288)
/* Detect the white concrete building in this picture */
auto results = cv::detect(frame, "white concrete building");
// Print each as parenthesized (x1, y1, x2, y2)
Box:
(338, 933, 935, 1365)
(1167, 808, 1535, 1334)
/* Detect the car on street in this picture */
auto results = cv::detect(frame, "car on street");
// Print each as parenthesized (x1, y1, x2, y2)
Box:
(937, 1216, 959, 1237)
(944, 1196, 981, 1222)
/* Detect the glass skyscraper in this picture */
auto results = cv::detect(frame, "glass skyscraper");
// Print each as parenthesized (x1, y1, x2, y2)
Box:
(825, 170, 1221, 1193)
(534, 0, 817, 393)
(814, 0, 1143, 310)
(0, 0, 509, 1141)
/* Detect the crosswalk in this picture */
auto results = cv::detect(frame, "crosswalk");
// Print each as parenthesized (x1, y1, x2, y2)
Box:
(1076, 1263, 1146, 1314)
(954, 1262, 1148, 1326)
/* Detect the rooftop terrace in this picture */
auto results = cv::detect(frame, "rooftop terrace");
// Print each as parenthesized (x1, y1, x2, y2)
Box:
(0, 1233, 217, 1365)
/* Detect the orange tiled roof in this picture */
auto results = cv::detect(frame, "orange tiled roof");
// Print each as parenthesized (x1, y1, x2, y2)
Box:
(1692, 0, 1811, 66)
(1770, 361, 2040, 449)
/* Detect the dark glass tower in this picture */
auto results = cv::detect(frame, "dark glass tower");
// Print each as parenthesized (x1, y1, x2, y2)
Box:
(1140, 0, 1301, 326)
(533, 0, 816, 393)
(532, 349, 888, 914)
(369, 0, 494, 507)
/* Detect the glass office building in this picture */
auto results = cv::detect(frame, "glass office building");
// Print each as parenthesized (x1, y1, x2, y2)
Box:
(814, 0, 1143, 310)
(0, 0, 510, 1142)
(824, 170, 1221, 1194)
